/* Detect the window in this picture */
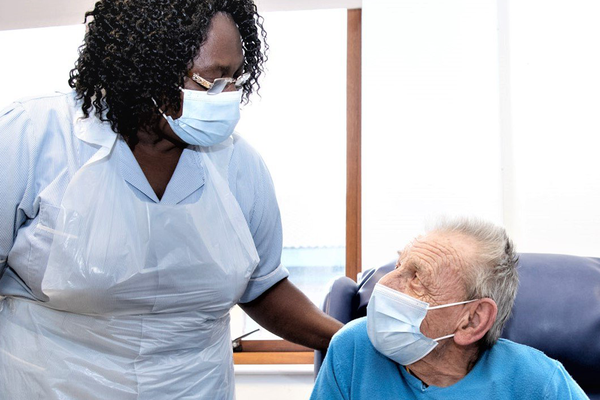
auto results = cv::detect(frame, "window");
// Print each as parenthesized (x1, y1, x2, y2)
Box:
(231, 8, 348, 343)
(231, 7, 362, 364)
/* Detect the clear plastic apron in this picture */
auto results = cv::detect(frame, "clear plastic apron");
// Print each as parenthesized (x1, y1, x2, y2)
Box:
(0, 136, 259, 399)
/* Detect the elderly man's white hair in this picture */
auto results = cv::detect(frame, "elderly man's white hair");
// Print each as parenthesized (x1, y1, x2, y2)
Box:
(427, 217, 519, 348)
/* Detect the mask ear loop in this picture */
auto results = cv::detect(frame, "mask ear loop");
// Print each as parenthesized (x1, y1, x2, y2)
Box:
(428, 299, 478, 341)
(152, 98, 166, 116)
(428, 299, 478, 310)
(433, 333, 455, 342)
(152, 98, 175, 125)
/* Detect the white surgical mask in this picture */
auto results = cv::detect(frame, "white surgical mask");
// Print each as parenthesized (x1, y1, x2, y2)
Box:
(162, 89, 242, 147)
(367, 283, 477, 366)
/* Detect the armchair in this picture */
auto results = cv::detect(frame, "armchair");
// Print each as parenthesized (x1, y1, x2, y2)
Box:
(315, 253, 600, 399)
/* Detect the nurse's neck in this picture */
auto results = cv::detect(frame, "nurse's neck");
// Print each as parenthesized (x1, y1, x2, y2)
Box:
(127, 124, 187, 200)
(130, 121, 188, 153)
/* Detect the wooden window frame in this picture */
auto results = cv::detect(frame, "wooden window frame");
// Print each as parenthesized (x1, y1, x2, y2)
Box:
(234, 8, 362, 365)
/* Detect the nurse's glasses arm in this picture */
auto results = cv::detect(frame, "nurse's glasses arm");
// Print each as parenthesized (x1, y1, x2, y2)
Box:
(239, 278, 343, 352)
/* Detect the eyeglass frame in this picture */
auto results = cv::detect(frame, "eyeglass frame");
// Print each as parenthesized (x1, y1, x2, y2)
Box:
(188, 71, 251, 95)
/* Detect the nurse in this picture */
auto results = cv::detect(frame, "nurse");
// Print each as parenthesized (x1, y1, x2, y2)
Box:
(0, 0, 342, 399)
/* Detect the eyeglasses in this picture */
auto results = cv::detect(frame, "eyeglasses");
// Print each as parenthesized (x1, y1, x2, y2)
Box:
(189, 71, 251, 95)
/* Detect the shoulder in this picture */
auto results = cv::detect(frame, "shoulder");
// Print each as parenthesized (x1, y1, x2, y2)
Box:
(329, 317, 373, 355)
(0, 91, 97, 194)
(231, 133, 257, 155)
(320, 318, 402, 397)
(334, 317, 369, 340)
(485, 340, 586, 397)
(486, 339, 564, 375)
(230, 133, 270, 175)
(8, 91, 74, 119)
(489, 339, 561, 368)
(228, 133, 276, 207)
(1, 91, 77, 141)
(483, 339, 571, 388)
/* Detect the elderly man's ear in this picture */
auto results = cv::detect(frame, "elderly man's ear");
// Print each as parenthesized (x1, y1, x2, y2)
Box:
(453, 299, 498, 346)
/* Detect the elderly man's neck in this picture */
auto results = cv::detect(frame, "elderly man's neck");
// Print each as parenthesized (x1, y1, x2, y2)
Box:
(407, 343, 480, 387)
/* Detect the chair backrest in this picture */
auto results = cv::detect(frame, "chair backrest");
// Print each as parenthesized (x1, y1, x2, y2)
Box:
(501, 253, 600, 398)
(355, 261, 395, 318)
(314, 276, 358, 376)
(313, 262, 395, 376)
(314, 253, 600, 399)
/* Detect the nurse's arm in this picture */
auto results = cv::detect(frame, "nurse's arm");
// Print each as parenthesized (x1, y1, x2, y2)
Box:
(0, 103, 36, 277)
(238, 278, 343, 351)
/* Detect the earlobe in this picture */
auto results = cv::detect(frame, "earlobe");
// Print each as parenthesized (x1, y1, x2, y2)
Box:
(453, 299, 498, 346)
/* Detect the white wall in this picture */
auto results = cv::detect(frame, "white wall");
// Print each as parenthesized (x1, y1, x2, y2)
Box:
(0, 25, 84, 108)
(503, 0, 600, 256)
(362, 0, 503, 268)
(362, 0, 600, 270)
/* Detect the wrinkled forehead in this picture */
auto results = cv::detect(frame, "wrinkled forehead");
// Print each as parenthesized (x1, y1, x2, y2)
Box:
(399, 232, 473, 276)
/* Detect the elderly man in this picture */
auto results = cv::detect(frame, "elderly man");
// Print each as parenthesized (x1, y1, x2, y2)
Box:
(311, 218, 586, 399)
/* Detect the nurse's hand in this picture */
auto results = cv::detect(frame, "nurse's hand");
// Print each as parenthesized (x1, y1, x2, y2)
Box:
(238, 278, 343, 352)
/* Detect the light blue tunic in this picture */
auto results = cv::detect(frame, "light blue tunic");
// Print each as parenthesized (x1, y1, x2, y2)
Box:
(0, 91, 288, 303)
(312, 318, 588, 400)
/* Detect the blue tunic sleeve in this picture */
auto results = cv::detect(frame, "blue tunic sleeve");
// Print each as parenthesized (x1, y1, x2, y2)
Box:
(228, 135, 289, 303)
(0, 102, 38, 279)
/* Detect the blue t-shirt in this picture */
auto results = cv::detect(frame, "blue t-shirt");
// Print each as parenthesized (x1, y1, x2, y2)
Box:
(312, 318, 588, 400)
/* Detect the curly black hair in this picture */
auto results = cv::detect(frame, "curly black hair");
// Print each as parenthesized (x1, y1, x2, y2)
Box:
(68, 0, 267, 144)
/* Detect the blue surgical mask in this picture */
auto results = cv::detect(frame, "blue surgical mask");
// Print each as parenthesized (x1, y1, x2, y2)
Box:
(162, 89, 242, 147)
(367, 283, 477, 365)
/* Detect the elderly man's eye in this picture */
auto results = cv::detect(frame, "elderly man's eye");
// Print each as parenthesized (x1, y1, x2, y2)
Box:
(412, 273, 424, 285)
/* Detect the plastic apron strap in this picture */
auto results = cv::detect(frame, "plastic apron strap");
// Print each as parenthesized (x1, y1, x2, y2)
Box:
(200, 138, 260, 265)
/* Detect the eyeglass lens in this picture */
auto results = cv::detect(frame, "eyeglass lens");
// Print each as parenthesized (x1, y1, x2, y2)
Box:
(207, 79, 230, 95)
(205, 73, 250, 95)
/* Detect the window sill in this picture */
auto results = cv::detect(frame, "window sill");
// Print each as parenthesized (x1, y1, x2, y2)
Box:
(233, 351, 314, 365)
(232, 339, 313, 365)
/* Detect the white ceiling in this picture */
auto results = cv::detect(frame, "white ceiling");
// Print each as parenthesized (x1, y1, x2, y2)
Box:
(0, 0, 361, 31)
